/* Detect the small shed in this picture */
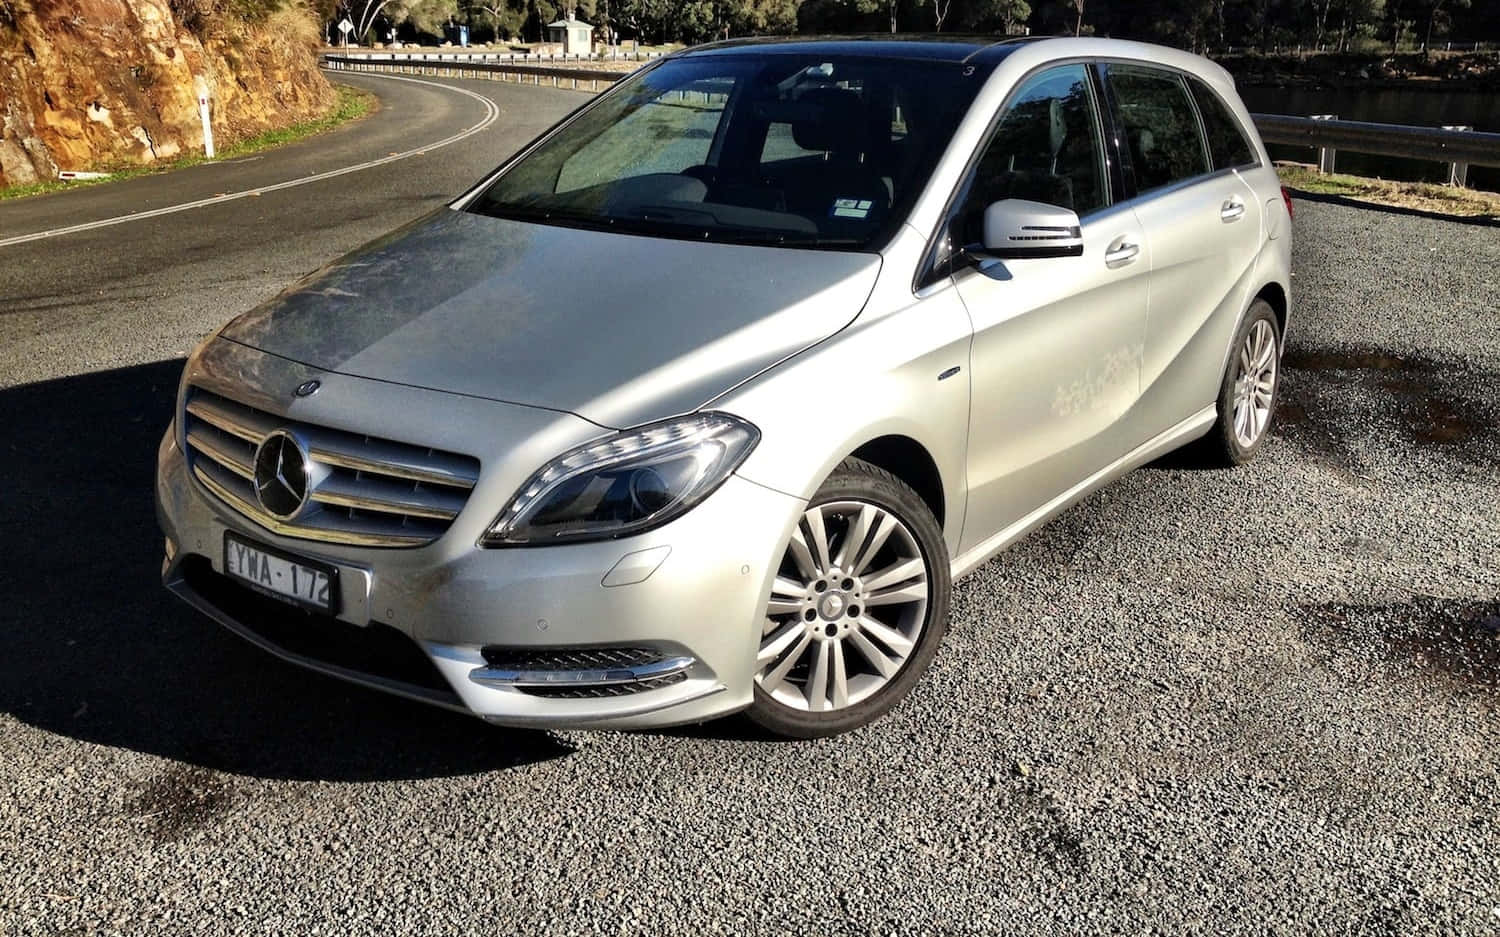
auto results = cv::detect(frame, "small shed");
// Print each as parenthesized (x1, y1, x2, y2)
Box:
(546, 15, 593, 55)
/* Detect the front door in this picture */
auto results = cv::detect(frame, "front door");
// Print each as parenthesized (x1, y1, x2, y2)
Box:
(951, 63, 1149, 556)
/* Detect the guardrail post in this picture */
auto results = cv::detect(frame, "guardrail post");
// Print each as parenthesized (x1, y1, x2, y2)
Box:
(1311, 114, 1337, 174)
(1442, 125, 1472, 186)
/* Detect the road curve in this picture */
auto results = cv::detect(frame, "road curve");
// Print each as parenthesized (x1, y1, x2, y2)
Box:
(0, 73, 502, 250)
(0, 73, 584, 389)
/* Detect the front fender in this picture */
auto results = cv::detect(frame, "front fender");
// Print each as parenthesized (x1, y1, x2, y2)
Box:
(717, 281, 973, 559)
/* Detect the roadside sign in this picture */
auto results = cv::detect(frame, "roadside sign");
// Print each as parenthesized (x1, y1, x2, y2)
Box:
(338, 18, 353, 34)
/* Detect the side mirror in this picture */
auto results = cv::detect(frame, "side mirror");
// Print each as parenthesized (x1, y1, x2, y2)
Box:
(980, 199, 1084, 259)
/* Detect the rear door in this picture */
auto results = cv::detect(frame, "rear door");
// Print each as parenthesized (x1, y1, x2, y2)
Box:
(1101, 64, 1263, 446)
(951, 63, 1149, 556)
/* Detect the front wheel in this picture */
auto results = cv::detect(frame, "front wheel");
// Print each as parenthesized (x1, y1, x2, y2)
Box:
(745, 458, 951, 739)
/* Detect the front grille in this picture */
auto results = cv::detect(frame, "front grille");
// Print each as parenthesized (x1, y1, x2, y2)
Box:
(178, 557, 458, 703)
(479, 646, 665, 672)
(183, 387, 480, 548)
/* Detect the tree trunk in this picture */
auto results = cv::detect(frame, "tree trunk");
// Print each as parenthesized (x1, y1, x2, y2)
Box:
(1074, 0, 1084, 35)
(1423, 0, 1445, 53)
(890, 0, 897, 33)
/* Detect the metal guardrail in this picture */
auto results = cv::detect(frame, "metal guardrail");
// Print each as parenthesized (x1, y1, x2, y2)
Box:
(325, 48, 667, 63)
(322, 54, 625, 91)
(322, 55, 1500, 187)
(1252, 113, 1500, 186)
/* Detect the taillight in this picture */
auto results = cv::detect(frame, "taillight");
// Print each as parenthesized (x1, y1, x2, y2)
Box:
(1281, 186, 1294, 221)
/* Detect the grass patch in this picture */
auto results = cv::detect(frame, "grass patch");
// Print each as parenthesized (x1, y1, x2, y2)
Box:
(0, 84, 375, 201)
(1276, 164, 1500, 219)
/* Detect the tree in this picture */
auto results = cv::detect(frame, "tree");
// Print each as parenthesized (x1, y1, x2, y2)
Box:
(1418, 0, 1470, 50)
(338, 0, 458, 41)
(929, 0, 955, 30)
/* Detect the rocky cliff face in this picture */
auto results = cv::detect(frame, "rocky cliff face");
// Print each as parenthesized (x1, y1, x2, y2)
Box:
(0, 0, 333, 186)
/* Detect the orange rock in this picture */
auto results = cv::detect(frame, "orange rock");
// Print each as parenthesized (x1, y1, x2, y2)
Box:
(0, 0, 333, 187)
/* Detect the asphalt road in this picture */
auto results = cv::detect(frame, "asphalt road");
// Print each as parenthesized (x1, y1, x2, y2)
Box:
(2, 72, 1499, 935)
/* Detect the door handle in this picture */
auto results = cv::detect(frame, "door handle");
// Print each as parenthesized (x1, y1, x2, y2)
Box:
(1220, 197, 1246, 222)
(1104, 237, 1140, 268)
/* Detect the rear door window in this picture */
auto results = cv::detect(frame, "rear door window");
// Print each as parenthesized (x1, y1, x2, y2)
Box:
(1104, 65, 1210, 194)
(1187, 77, 1256, 170)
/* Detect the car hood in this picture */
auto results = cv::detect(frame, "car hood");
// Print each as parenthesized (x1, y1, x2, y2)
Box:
(221, 208, 881, 429)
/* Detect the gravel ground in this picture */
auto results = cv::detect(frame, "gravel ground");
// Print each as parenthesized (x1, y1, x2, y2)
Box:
(2, 77, 1499, 934)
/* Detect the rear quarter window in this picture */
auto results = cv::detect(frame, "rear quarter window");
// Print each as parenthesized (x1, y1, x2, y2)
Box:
(1188, 78, 1256, 170)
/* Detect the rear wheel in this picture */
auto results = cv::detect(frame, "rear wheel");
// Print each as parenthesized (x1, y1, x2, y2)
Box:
(745, 458, 950, 739)
(1200, 299, 1282, 466)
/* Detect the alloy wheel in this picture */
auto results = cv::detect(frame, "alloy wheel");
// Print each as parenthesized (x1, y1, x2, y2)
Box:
(1231, 318, 1278, 448)
(755, 500, 931, 712)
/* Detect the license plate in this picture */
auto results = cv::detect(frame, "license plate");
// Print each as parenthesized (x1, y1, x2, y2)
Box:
(224, 533, 338, 614)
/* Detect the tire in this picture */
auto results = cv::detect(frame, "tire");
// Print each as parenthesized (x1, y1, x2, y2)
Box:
(1198, 299, 1283, 466)
(744, 457, 951, 739)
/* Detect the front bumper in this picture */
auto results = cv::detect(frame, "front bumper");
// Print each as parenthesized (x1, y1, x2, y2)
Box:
(156, 426, 804, 730)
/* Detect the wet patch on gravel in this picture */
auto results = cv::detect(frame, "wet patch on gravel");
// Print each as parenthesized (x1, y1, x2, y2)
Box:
(129, 765, 237, 843)
(1275, 347, 1500, 473)
(1303, 597, 1500, 688)
(1013, 781, 1089, 873)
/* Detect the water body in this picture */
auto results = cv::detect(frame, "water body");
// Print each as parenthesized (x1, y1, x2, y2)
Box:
(1238, 84, 1500, 192)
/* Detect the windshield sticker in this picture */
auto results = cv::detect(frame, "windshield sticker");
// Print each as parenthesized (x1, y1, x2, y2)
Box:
(831, 198, 873, 219)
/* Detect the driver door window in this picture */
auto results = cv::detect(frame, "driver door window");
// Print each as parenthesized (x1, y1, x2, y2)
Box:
(959, 64, 1108, 245)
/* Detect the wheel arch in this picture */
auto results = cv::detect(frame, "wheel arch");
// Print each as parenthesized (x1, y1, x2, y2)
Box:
(1255, 280, 1289, 340)
(849, 434, 946, 531)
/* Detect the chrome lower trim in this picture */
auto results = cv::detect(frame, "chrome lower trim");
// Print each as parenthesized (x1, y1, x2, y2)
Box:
(468, 654, 697, 690)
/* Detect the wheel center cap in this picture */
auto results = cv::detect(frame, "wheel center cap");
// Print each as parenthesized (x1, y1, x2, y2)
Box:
(818, 593, 846, 620)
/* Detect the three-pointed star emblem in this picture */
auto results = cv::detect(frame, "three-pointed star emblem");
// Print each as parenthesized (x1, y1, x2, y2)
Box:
(253, 431, 309, 519)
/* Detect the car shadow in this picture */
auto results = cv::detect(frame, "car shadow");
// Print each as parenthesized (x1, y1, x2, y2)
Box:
(1286, 188, 1499, 228)
(0, 360, 573, 781)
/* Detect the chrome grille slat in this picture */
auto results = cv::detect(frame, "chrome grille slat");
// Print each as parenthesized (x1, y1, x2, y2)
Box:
(310, 472, 465, 521)
(193, 464, 438, 547)
(307, 441, 477, 490)
(182, 387, 480, 548)
(185, 395, 277, 445)
(184, 425, 255, 480)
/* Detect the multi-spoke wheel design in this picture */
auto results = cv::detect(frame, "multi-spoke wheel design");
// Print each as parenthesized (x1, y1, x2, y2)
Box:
(1231, 317, 1279, 448)
(1201, 299, 1281, 466)
(755, 499, 931, 713)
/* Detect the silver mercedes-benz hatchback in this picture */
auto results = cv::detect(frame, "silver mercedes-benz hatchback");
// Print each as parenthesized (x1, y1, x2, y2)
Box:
(156, 36, 1291, 738)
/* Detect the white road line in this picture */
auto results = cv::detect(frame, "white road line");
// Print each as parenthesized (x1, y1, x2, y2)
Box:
(0, 72, 499, 250)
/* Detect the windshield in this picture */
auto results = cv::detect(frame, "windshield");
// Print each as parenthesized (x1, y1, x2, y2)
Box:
(466, 54, 987, 250)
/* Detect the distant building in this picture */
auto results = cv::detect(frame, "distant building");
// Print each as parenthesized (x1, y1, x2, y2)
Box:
(546, 14, 593, 55)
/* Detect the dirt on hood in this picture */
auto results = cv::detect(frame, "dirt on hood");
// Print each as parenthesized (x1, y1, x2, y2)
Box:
(0, 0, 333, 186)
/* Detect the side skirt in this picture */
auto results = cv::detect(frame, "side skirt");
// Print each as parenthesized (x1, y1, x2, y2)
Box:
(950, 405, 1218, 580)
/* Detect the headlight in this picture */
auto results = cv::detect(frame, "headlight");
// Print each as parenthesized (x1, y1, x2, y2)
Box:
(481, 413, 760, 547)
